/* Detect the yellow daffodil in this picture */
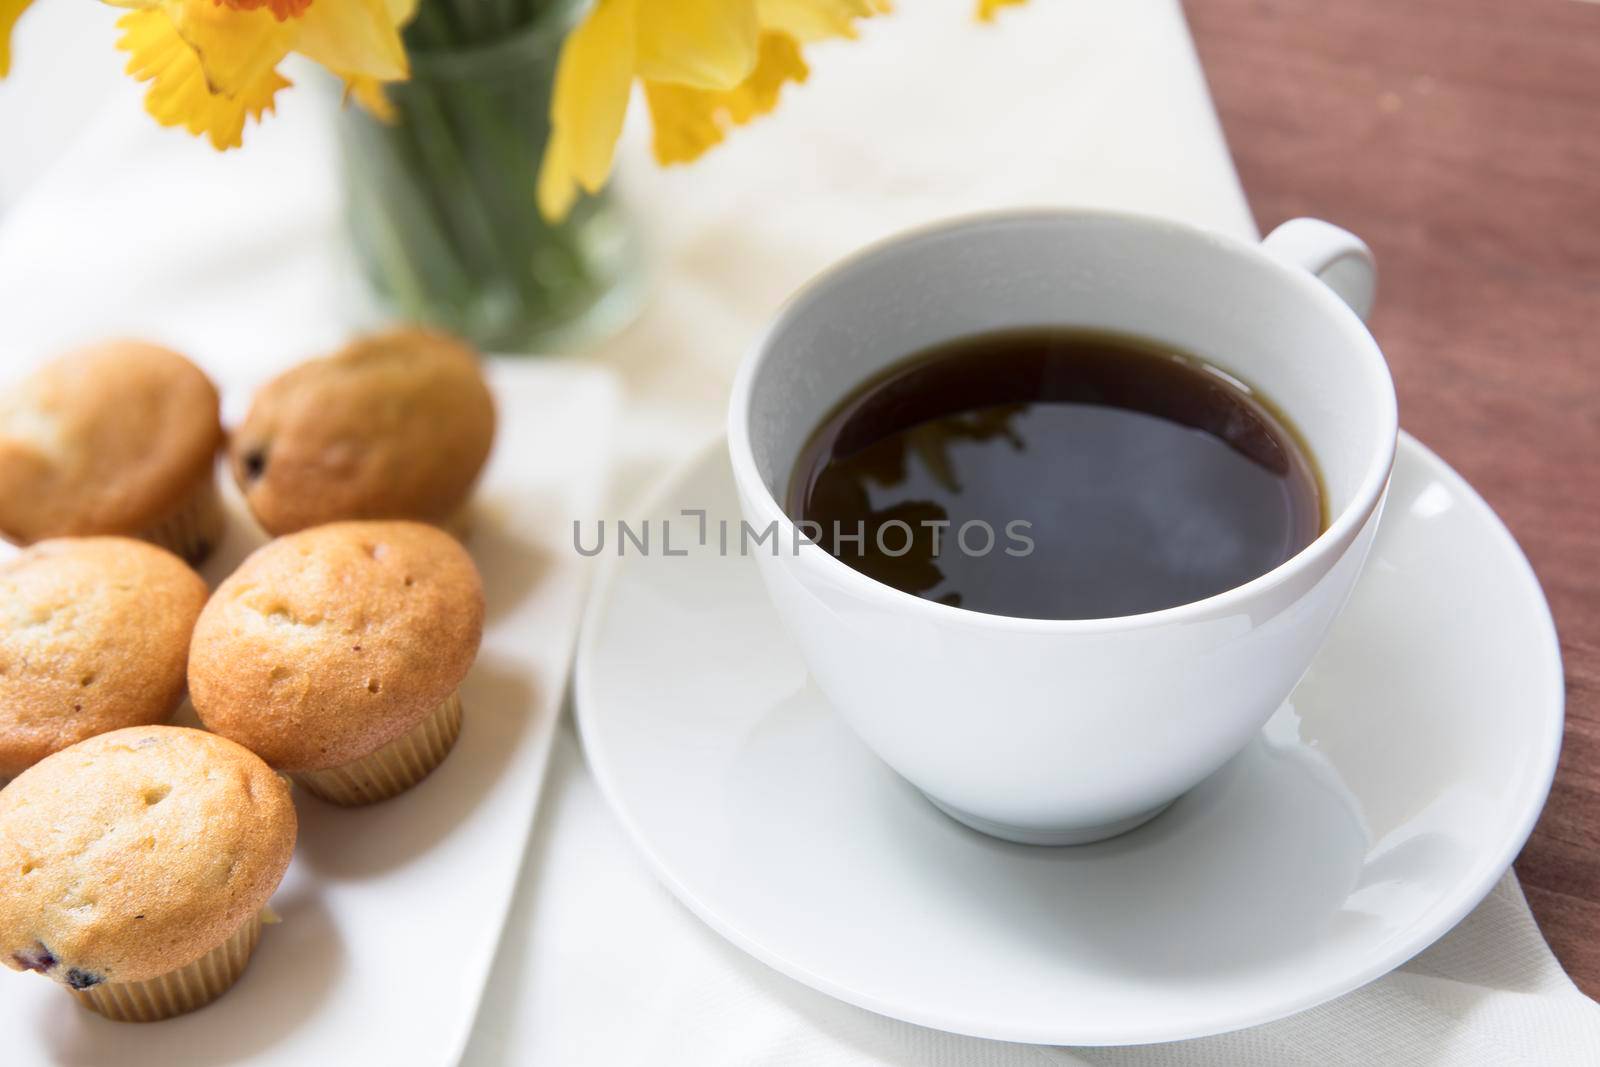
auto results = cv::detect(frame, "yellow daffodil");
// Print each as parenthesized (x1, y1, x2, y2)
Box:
(644, 31, 808, 165)
(537, 0, 1026, 221)
(220, 0, 314, 18)
(2, 0, 1027, 205)
(536, 0, 889, 221)
(0, 0, 414, 149)
(111, 0, 416, 149)
(115, 6, 293, 149)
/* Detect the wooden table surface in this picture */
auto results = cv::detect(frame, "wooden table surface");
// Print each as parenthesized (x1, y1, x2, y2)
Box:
(1186, 0, 1600, 995)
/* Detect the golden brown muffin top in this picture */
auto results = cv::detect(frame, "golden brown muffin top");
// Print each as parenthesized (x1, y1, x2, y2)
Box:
(0, 538, 209, 779)
(0, 342, 223, 544)
(0, 726, 296, 987)
(230, 329, 496, 536)
(189, 521, 484, 772)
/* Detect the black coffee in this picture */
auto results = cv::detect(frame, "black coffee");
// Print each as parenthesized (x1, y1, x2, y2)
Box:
(787, 328, 1323, 620)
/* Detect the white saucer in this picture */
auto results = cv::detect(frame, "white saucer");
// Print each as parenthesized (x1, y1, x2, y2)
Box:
(574, 432, 1563, 1046)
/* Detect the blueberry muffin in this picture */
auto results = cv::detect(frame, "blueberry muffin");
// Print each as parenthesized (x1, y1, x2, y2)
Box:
(0, 726, 296, 1021)
(229, 329, 496, 537)
(0, 342, 225, 564)
(189, 520, 484, 805)
(0, 538, 209, 780)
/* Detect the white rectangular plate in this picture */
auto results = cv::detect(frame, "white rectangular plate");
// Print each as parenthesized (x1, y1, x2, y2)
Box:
(3, 359, 618, 1066)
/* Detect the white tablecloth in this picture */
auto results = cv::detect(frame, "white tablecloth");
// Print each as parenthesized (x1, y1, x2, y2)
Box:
(3, 2, 1597, 1063)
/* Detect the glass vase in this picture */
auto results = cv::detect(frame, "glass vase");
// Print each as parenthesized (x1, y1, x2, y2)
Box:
(337, 1, 642, 353)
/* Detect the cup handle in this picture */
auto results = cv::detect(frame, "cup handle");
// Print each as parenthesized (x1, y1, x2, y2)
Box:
(1260, 218, 1377, 322)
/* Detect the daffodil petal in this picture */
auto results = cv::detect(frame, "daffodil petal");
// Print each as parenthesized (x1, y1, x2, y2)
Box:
(643, 82, 719, 165)
(755, 0, 878, 43)
(162, 0, 297, 98)
(294, 0, 408, 81)
(117, 8, 290, 149)
(716, 30, 807, 122)
(342, 73, 395, 122)
(216, 0, 313, 20)
(328, 0, 415, 126)
(645, 31, 806, 164)
(1, 0, 35, 78)
(548, 0, 636, 192)
(635, 0, 758, 90)
(536, 134, 580, 223)
(383, 0, 420, 27)
(976, 0, 1025, 21)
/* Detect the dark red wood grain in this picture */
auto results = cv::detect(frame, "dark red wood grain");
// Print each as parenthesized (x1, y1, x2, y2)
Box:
(1185, 0, 1600, 994)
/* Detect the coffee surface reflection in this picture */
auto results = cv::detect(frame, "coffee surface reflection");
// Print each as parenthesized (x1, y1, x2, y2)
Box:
(787, 328, 1324, 620)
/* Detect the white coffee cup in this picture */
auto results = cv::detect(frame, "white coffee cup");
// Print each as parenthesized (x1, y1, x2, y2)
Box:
(727, 210, 1396, 845)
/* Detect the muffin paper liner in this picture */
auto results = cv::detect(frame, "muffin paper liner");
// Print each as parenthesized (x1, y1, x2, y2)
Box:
(72, 910, 262, 1022)
(139, 474, 224, 566)
(295, 691, 463, 806)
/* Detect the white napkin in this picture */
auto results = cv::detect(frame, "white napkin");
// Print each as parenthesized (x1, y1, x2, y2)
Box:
(3, 1, 1596, 1064)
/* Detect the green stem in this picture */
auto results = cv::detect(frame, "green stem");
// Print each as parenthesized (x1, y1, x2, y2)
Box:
(409, 0, 463, 48)
(341, 0, 638, 351)
(402, 84, 522, 290)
